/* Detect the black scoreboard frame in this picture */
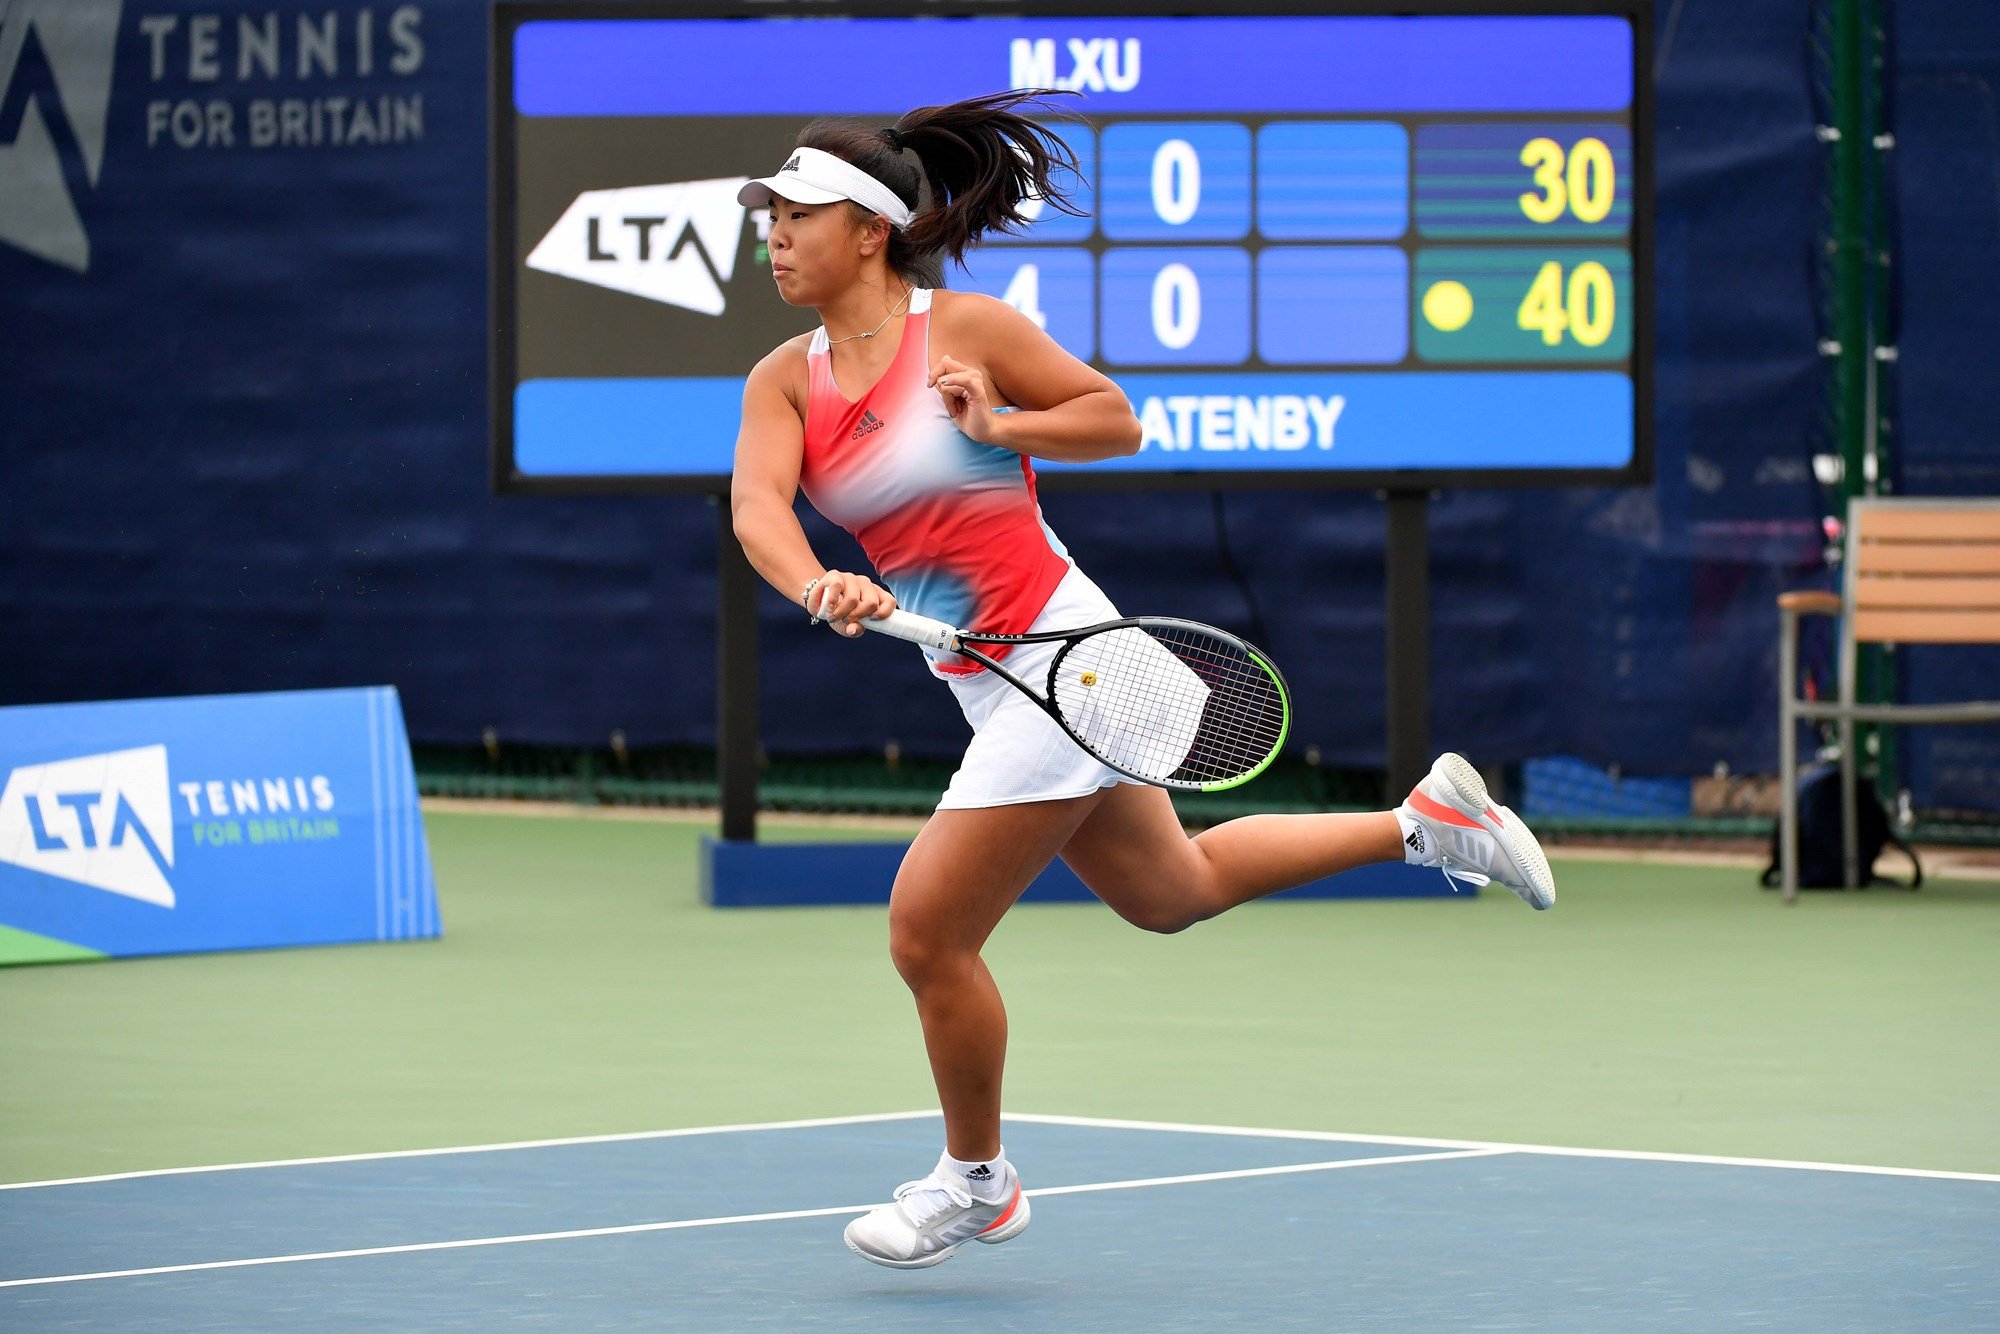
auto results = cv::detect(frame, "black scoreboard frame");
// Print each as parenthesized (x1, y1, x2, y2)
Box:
(490, 0, 1654, 498)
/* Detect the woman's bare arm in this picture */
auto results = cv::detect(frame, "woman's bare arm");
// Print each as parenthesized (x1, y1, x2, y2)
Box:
(730, 348, 896, 634)
(944, 294, 1142, 464)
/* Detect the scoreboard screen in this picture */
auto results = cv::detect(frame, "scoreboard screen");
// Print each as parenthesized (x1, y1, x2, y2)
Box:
(493, 2, 1650, 494)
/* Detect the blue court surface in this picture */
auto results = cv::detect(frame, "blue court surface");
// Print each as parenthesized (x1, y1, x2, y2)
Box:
(3, 1111, 1995, 1330)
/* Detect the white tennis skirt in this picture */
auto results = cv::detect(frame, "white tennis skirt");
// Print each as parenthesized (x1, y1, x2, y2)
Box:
(934, 563, 1145, 810)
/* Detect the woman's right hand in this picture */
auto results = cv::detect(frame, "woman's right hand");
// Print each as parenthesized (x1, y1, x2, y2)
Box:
(808, 570, 899, 638)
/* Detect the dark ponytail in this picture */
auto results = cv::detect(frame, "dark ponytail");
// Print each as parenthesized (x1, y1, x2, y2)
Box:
(792, 89, 1092, 287)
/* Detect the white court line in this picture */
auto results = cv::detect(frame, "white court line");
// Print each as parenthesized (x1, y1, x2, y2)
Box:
(1005, 1113, 2000, 1185)
(1021, 1148, 1508, 1199)
(0, 1149, 1499, 1290)
(9, 1105, 1998, 1192)
(0, 1110, 941, 1192)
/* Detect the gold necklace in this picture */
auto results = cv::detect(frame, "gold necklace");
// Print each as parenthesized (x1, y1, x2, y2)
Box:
(825, 284, 914, 345)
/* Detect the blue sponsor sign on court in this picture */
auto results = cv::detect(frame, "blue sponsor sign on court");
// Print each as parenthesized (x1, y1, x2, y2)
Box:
(700, 838, 1458, 906)
(0, 688, 439, 965)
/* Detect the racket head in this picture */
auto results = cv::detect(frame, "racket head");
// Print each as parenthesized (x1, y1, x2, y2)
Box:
(1043, 618, 1291, 791)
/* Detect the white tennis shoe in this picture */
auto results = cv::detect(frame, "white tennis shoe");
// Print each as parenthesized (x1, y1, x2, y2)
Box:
(1396, 753, 1556, 910)
(842, 1157, 1031, 1269)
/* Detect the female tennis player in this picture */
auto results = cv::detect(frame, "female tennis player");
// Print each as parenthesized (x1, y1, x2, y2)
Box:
(730, 89, 1556, 1270)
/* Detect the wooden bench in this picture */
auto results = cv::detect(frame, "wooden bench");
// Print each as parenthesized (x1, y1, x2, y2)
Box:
(1777, 498, 2000, 901)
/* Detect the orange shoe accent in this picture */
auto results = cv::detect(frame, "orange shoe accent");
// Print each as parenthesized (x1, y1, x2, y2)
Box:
(1408, 788, 1483, 830)
(979, 1186, 1022, 1232)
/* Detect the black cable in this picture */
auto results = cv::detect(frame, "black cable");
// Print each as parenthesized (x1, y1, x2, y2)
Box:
(1208, 489, 1269, 648)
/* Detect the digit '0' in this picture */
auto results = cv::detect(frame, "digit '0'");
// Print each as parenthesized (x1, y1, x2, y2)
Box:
(1565, 138, 1616, 224)
(1151, 263, 1202, 351)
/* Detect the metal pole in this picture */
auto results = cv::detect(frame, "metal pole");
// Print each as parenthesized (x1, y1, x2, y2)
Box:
(1829, 0, 1868, 502)
(1818, 0, 1897, 807)
(714, 495, 758, 842)
(1830, 0, 1871, 880)
(1862, 0, 1900, 809)
(1779, 608, 1801, 903)
(1385, 490, 1431, 803)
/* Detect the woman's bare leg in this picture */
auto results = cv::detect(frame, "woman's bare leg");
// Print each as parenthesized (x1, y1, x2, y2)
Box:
(888, 791, 1107, 1161)
(1059, 782, 1404, 933)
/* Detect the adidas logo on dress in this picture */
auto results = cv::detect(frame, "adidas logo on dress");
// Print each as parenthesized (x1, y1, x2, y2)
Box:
(851, 409, 885, 440)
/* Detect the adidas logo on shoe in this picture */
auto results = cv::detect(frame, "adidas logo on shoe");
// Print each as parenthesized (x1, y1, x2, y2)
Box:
(1400, 753, 1557, 910)
(851, 409, 885, 440)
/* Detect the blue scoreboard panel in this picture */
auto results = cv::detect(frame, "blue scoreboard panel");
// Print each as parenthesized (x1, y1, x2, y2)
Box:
(494, 3, 1650, 493)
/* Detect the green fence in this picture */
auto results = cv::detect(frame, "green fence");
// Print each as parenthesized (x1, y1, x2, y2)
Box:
(413, 744, 1999, 846)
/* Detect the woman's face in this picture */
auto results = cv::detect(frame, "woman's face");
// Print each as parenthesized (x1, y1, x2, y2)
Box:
(765, 194, 884, 306)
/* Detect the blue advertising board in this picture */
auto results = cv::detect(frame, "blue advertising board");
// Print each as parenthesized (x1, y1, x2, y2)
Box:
(0, 687, 439, 964)
(700, 836, 1458, 907)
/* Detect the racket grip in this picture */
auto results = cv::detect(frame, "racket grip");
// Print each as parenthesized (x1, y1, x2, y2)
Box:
(859, 608, 959, 650)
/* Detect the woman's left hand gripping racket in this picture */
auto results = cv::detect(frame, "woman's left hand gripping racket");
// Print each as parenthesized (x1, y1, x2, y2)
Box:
(855, 607, 1292, 792)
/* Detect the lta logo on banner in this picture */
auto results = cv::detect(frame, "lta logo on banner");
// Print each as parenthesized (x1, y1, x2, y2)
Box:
(0, 0, 122, 273)
(0, 744, 176, 907)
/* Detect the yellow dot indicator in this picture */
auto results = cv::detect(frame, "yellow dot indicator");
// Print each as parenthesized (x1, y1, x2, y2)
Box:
(1080, 671, 1098, 687)
(1423, 281, 1475, 332)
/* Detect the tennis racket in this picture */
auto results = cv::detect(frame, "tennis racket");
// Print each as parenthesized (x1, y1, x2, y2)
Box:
(855, 607, 1292, 792)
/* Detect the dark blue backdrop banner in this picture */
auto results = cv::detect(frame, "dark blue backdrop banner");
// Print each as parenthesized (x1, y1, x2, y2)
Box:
(0, 1, 1876, 793)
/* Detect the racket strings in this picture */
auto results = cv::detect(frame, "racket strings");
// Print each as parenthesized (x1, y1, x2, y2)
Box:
(1095, 630, 1284, 782)
(1051, 623, 1287, 787)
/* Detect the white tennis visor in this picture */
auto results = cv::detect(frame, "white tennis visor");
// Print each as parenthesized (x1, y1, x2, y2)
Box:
(736, 146, 915, 229)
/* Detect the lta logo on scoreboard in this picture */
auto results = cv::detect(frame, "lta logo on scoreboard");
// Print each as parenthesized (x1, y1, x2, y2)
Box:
(493, 2, 1649, 494)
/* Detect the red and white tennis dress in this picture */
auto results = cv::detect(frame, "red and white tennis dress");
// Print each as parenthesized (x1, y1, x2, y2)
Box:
(797, 286, 1138, 808)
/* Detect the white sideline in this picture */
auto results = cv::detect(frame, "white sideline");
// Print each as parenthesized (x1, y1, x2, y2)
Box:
(0, 1110, 943, 1192)
(1005, 1112, 2000, 1184)
(0, 1149, 1501, 1290)
(8, 1106, 1997, 1193)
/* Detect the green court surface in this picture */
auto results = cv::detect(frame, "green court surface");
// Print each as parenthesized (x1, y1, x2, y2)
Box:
(2, 807, 1996, 1187)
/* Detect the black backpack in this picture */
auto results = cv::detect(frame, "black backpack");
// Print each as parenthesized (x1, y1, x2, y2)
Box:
(1761, 762, 1922, 891)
